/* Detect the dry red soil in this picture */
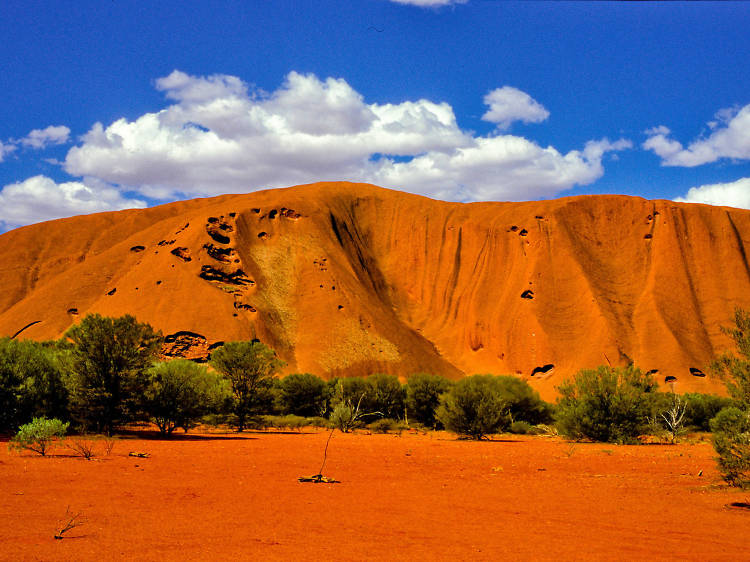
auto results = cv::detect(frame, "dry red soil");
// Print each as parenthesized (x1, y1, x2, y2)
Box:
(1, 429, 748, 561)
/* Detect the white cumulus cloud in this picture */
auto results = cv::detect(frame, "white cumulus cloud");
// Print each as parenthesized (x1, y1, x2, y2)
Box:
(674, 177, 750, 210)
(20, 125, 71, 149)
(482, 86, 550, 130)
(644, 104, 750, 167)
(0, 175, 146, 231)
(61, 70, 628, 204)
(0, 140, 15, 162)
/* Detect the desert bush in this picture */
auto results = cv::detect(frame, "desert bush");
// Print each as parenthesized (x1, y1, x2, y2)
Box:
(144, 360, 230, 435)
(10, 417, 69, 456)
(65, 314, 162, 435)
(103, 436, 116, 455)
(330, 402, 358, 432)
(338, 377, 370, 408)
(306, 416, 331, 428)
(650, 391, 688, 443)
(708, 308, 750, 487)
(66, 436, 98, 459)
(0, 338, 69, 432)
(365, 374, 405, 420)
(368, 417, 406, 434)
(211, 341, 284, 431)
(265, 414, 309, 431)
(710, 407, 750, 488)
(277, 373, 329, 417)
(436, 375, 510, 439)
(494, 375, 554, 425)
(508, 420, 534, 435)
(682, 393, 734, 431)
(555, 365, 658, 443)
(405, 373, 452, 428)
(711, 308, 750, 408)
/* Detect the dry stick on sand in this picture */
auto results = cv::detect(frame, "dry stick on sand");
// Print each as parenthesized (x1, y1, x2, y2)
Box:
(54, 506, 86, 540)
(298, 428, 338, 483)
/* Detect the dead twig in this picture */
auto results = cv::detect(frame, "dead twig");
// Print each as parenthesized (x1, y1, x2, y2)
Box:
(54, 506, 86, 540)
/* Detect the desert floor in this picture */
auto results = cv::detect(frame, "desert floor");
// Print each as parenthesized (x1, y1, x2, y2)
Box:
(1, 428, 748, 561)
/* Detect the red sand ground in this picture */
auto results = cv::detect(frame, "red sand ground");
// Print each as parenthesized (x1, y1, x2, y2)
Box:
(1, 429, 748, 561)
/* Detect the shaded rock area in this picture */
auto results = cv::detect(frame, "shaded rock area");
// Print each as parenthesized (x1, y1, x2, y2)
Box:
(199, 265, 253, 286)
(170, 247, 192, 262)
(161, 331, 211, 361)
(530, 364, 555, 377)
(205, 216, 234, 245)
(203, 243, 235, 263)
(280, 207, 301, 219)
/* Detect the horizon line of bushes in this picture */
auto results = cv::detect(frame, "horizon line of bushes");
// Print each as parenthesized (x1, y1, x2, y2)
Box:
(3, 310, 749, 488)
(0, 312, 736, 438)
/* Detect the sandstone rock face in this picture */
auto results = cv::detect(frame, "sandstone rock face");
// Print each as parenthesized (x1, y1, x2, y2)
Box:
(1, 182, 748, 398)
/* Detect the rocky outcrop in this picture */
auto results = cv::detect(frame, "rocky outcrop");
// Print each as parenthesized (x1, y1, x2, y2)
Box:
(1, 182, 749, 397)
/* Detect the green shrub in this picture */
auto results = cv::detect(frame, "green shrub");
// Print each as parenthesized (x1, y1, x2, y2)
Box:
(144, 360, 230, 435)
(210, 341, 284, 431)
(682, 393, 735, 431)
(708, 308, 750, 487)
(265, 414, 309, 431)
(710, 407, 750, 488)
(10, 417, 69, 456)
(338, 377, 370, 410)
(0, 338, 69, 432)
(711, 308, 750, 408)
(494, 375, 554, 425)
(508, 420, 534, 435)
(330, 402, 359, 433)
(65, 314, 162, 435)
(436, 375, 510, 439)
(405, 373, 452, 428)
(277, 373, 329, 417)
(368, 417, 406, 434)
(365, 374, 405, 420)
(555, 365, 658, 443)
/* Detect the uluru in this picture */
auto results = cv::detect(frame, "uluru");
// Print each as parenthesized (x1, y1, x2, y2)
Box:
(1, 182, 748, 397)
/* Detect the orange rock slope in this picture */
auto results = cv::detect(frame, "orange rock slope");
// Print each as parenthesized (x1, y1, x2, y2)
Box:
(1, 182, 748, 397)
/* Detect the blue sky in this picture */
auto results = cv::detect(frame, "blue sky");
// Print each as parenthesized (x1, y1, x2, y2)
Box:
(1, 0, 749, 231)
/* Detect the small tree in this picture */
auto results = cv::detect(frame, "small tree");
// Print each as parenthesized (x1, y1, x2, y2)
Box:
(652, 389, 687, 443)
(710, 407, 750, 488)
(711, 307, 750, 407)
(277, 373, 329, 417)
(436, 375, 510, 439)
(338, 377, 370, 408)
(329, 402, 359, 433)
(494, 375, 554, 425)
(210, 341, 284, 431)
(10, 417, 69, 456)
(0, 338, 69, 432)
(682, 393, 734, 431)
(329, 378, 382, 432)
(65, 314, 162, 435)
(709, 308, 750, 487)
(405, 373, 453, 428)
(365, 374, 405, 420)
(555, 365, 658, 443)
(144, 360, 230, 435)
